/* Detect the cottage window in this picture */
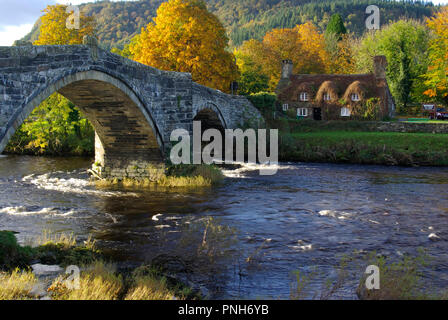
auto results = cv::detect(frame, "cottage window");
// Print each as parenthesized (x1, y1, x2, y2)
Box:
(341, 107, 351, 117)
(299, 92, 309, 102)
(297, 108, 308, 117)
(351, 93, 360, 102)
(282, 104, 289, 111)
(323, 93, 331, 101)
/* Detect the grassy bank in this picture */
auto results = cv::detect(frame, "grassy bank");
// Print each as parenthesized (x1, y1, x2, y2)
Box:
(0, 230, 101, 270)
(0, 231, 196, 300)
(280, 131, 448, 166)
(95, 164, 224, 188)
(272, 119, 448, 166)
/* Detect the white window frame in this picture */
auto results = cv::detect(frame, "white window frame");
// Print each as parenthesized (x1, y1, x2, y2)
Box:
(282, 104, 289, 111)
(351, 93, 360, 102)
(297, 108, 308, 117)
(323, 93, 331, 101)
(341, 107, 351, 117)
(299, 92, 309, 102)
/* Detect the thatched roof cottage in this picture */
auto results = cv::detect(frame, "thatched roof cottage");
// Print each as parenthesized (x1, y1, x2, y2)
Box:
(276, 56, 395, 120)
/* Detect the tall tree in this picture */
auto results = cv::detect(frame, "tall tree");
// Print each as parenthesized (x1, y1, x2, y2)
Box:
(424, 7, 448, 104)
(34, 4, 95, 45)
(238, 22, 329, 91)
(325, 33, 356, 74)
(234, 41, 269, 95)
(354, 20, 431, 111)
(326, 14, 347, 38)
(396, 43, 413, 109)
(128, 0, 238, 93)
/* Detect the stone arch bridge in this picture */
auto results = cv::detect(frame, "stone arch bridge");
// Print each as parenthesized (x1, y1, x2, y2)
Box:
(0, 40, 263, 179)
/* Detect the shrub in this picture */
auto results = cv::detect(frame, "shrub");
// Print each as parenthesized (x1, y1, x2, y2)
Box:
(247, 92, 277, 117)
(357, 250, 432, 300)
(0, 231, 34, 271)
(33, 232, 101, 267)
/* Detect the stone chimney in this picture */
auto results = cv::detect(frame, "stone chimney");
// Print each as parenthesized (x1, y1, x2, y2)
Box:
(281, 59, 293, 79)
(373, 56, 387, 79)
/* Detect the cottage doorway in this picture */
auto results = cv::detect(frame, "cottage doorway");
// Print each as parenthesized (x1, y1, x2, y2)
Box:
(313, 108, 322, 120)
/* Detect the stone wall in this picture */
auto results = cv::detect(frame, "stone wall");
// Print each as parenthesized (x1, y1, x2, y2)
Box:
(364, 121, 448, 134)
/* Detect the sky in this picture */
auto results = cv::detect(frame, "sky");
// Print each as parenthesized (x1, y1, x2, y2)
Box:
(0, 0, 132, 46)
(1, 0, 448, 46)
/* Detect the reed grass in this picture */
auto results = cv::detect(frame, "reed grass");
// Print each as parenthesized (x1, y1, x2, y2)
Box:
(0, 269, 37, 300)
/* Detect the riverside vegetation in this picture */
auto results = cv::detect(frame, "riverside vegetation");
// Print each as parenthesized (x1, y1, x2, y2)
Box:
(0, 216, 239, 300)
(93, 164, 224, 188)
(0, 230, 197, 300)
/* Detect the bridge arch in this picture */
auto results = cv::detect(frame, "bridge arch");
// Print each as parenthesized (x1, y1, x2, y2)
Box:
(193, 102, 228, 132)
(1, 69, 165, 179)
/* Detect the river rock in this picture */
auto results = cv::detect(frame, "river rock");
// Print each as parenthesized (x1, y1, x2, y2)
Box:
(29, 283, 48, 298)
(31, 264, 63, 276)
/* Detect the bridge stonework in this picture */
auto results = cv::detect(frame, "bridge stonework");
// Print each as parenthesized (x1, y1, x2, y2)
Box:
(0, 42, 263, 180)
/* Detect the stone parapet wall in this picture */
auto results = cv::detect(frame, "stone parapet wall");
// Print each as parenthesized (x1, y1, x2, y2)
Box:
(372, 121, 448, 134)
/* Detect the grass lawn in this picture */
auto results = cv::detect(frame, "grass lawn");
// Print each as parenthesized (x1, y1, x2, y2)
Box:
(405, 120, 448, 124)
(290, 131, 448, 153)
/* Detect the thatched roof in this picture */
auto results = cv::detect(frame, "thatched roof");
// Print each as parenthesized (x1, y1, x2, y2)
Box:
(290, 82, 315, 101)
(315, 81, 339, 103)
(277, 74, 378, 102)
(343, 81, 366, 102)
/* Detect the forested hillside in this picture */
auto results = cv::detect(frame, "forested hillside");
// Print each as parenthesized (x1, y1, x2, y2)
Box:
(23, 0, 438, 49)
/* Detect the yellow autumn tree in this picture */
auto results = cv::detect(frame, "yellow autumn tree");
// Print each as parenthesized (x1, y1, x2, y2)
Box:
(34, 4, 95, 45)
(11, 4, 97, 155)
(424, 7, 448, 101)
(295, 22, 330, 74)
(128, 0, 238, 93)
(261, 28, 301, 89)
(325, 33, 356, 74)
(238, 23, 329, 91)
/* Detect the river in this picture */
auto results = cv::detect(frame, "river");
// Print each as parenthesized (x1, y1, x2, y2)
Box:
(1, 155, 448, 299)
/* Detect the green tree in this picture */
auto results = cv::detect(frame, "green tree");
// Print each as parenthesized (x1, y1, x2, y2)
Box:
(396, 43, 413, 109)
(326, 14, 347, 37)
(234, 44, 269, 95)
(6, 94, 94, 155)
(354, 20, 431, 111)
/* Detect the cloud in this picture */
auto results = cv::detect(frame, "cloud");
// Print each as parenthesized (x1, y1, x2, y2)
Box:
(0, 23, 34, 46)
(0, 0, 57, 30)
